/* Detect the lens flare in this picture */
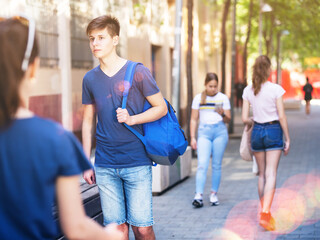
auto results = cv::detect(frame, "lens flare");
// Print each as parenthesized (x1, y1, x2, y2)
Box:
(210, 228, 243, 240)
(313, 173, 320, 207)
(135, 71, 145, 83)
(270, 188, 306, 234)
(281, 173, 320, 226)
(224, 200, 260, 240)
(300, 173, 320, 225)
(114, 80, 131, 96)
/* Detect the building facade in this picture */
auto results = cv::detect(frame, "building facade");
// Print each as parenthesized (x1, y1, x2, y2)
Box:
(1, 0, 234, 136)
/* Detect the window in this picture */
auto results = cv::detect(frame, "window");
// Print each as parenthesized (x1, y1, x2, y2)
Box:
(70, 0, 93, 69)
(27, 0, 59, 68)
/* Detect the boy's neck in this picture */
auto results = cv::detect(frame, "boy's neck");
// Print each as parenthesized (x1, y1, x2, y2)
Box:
(99, 54, 127, 77)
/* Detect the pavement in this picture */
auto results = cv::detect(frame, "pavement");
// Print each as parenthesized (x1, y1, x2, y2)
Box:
(137, 100, 320, 240)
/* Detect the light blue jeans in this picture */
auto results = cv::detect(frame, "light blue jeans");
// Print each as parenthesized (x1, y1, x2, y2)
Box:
(95, 165, 154, 227)
(196, 121, 228, 194)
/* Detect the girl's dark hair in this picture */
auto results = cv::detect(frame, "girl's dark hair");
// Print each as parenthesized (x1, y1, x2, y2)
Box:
(0, 18, 39, 127)
(201, 72, 219, 104)
(86, 15, 120, 37)
(252, 55, 271, 95)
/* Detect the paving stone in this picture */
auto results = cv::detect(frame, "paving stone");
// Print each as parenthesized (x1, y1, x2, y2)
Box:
(149, 101, 320, 240)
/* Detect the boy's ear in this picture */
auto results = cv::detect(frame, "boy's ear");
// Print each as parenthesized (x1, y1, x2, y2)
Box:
(113, 36, 119, 45)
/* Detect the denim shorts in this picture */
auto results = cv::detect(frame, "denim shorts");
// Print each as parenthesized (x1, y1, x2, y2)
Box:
(251, 122, 284, 152)
(95, 165, 154, 227)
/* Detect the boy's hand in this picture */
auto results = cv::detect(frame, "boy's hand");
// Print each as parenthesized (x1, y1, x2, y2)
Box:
(116, 108, 134, 125)
(83, 169, 95, 184)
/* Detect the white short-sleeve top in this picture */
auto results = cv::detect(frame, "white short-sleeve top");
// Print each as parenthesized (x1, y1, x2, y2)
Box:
(191, 92, 231, 124)
(242, 81, 285, 123)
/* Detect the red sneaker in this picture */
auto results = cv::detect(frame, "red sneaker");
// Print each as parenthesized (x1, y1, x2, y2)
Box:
(259, 212, 275, 231)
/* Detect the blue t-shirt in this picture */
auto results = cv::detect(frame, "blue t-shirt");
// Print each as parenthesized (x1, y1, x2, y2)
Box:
(0, 116, 92, 240)
(82, 61, 160, 168)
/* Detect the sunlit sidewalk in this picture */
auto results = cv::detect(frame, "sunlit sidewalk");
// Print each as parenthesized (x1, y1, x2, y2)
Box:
(148, 100, 320, 240)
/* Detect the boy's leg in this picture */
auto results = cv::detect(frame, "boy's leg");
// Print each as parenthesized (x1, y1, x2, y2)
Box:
(121, 165, 155, 240)
(95, 167, 128, 228)
(131, 226, 155, 240)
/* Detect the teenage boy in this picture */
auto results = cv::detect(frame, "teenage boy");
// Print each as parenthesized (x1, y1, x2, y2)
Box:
(82, 15, 167, 240)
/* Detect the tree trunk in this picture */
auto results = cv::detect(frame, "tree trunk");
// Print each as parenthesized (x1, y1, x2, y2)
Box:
(220, 0, 231, 94)
(186, 0, 193, 142)
(242, 0, 253, 84)
(263, 13, 275, 57)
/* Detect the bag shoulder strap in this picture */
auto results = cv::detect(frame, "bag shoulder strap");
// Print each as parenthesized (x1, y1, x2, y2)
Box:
(121, 61, 146, 145)
(122, 61, 138, 109)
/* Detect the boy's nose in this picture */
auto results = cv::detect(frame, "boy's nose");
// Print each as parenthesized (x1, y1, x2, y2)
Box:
(92, 39, 99, 46)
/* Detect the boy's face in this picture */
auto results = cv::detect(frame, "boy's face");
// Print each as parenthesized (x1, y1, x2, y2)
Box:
(88, 28, 118, 59)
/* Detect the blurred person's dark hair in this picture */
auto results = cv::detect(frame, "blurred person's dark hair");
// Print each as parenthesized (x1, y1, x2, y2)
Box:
(86, 15, 120, 37)
(201, 72, 219, 105)
(0, 17, 39, 127)
(252, 55, 271, 95)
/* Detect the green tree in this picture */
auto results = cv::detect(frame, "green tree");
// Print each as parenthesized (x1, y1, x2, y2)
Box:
(237, 0, 320, 70)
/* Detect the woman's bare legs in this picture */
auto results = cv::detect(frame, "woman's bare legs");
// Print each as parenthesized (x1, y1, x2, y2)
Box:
(254, 151, 266, 208)
(254, 150, 281, 212)
(263, 150, 281, 212)
(254, 150, 281, 230)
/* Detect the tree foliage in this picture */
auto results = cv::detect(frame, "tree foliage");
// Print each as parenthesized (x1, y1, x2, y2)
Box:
(236, 0, 320, 69)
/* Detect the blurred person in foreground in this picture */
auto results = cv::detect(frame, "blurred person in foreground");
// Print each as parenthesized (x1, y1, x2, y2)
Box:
(0, 16, 122, 240)
(82, 15, 167, 240)
(190, 73, 231, 208)
(302, 77, 313, 116)
(242, 55, 290, 231)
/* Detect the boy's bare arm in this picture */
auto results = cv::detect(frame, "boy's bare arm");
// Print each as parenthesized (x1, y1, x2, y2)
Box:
(116, 92, 167, 125)
(82, 104, 96, 184)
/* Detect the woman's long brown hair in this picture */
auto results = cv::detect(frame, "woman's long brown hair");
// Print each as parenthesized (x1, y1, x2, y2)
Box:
(200, 72, 219, 105)
(0, 18, 39, 127)
(252, 55, 271, 95)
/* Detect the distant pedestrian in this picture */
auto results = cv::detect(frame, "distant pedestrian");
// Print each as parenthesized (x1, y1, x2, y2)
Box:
(190, 72, 231, 208)
(82, 15, 167, 240)
(234, 81, 245, 109)
(0, 16, 122, 240)
(303, 77, 313, 116)
(242, 55, 290, 231)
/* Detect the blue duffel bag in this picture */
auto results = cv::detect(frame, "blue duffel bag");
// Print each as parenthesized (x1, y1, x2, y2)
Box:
(122, 61, 188, 165)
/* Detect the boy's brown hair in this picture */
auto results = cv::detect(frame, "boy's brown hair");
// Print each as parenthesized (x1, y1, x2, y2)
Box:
(86, 15, 120, 37)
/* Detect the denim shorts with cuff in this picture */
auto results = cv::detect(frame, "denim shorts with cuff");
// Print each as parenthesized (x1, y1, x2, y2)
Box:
(251, 121, 284, 152)
(95, 165, 154, 227)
